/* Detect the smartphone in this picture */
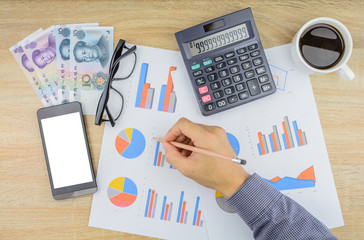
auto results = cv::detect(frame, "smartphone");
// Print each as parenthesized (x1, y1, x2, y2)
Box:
(37, 102, 97, 200)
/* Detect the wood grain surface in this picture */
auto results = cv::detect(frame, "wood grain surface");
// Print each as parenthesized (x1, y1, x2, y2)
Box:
(0, 0, 363, 239)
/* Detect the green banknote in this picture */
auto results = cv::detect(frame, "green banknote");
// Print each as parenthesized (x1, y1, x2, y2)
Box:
(55, 23, 98, 103)
(69, 26, 113, 114)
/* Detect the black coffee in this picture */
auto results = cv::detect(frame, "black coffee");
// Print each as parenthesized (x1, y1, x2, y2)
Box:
(299, 24, 345, 69)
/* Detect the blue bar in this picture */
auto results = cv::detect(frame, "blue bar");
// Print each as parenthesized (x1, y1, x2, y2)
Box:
(176, 191, 184, 223)
(269, 134, 275, 153)
(135, 63, 149, 108)
(170, 164, 173, 169)
(193, 196, 200, 226)
(158, 85, 167, 111)
(282, 134, 288, 149)
(153, 141, 160, 166)
(257, 143, 262, 155)
(160, 196, 167, 220)
(292, 121, 301, 147)
(144, 188, 152, 217)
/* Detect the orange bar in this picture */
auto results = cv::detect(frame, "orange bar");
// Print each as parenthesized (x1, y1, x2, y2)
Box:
(298, 130, 304, 146)
(271, 132, 278, 152)
(140, 83, 150, 108)
(257, 132, 265, 155)
(148, 190, 155, 218)
(180, 201, 186, 223)
(196, 210, 201, 226)
(282, 122, 291, 149)
(163, 67, 177, 112)
(157, 152, 162, 167)
(164, 204, 169, 220)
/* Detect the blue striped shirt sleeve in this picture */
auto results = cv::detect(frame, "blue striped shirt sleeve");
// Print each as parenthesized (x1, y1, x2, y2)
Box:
(226, 173, 338, 239)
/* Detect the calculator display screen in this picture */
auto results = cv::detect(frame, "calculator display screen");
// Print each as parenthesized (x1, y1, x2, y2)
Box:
(187, 23, 251, 57)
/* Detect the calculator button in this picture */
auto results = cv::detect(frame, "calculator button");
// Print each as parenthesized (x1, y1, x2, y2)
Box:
(198, 86, 209, 95)
(214, 55, 224, 62)
(241, 61, 252, 70)
(195, 77, 206, 86)
(204, 102, 216, 112)
(235, 83, 246, 91)
(238, 91, 249, 100)
(245, 70, 255, 79)
(256, 66, 266, 75)
(224, 86, 235, 95)
(236, 47, 247, 54)
(232, 74, 243, 83)
(258, 75, 269, 83)
(221, 78, 232, 86)
(193, 70, 203, 77)
(248, 43, 258, 51)
(213, 90, 224, 99)
(229, 65, 240, 74)
(239, 54, 249, 61)
(210, 82, 221, 90)
(250, 50, 260, 57)
(207, 73, 218, 82)
(247, 79, 261, 96)
(191, 63, 201, 71)
(228, 95, 238, 104)
(219, 69, 229, 78)
(216, 62, 226, 69)
(216, 99, 227, 107)
(205, 66, 215, 73)
(201, 94, 212, 103)
(262, 83, 272, 92)
(227, 58, 237, 65)
(253, 57, 263, 66)
(203, 59, 213, 66)
(225, 52, 235, 58)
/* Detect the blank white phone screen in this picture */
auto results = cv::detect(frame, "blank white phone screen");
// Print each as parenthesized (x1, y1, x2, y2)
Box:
(41, 112, 93, 189)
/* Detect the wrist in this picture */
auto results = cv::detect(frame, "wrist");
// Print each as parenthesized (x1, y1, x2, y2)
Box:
(217, 169, 250, 199)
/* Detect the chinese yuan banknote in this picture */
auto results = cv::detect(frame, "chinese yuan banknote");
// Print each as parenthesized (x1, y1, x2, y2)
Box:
(70, 26, 113, 113)
(55, 23, 99, 103)
(9, 28, 55, 106)
(23, 26, 59, 104)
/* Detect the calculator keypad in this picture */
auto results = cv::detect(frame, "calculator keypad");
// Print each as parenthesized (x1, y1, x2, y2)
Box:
(190, 42, 275, 115)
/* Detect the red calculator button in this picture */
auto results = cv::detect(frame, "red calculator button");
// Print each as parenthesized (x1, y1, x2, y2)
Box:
(198, 86, 209, 94)
(201, 94, 212, 103)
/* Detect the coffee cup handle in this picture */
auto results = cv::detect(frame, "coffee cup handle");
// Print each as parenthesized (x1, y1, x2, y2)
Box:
(336, 64, 355, 81)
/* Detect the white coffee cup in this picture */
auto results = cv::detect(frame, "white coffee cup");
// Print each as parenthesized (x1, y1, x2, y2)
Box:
(291, 17, 355, 81)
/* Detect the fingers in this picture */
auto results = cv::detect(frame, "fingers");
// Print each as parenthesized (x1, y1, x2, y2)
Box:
(164, 118, 205, 145)
(161, 140, 187, 171)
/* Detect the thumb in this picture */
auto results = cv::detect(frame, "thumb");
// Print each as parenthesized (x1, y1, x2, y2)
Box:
(162, 141, 188, 171)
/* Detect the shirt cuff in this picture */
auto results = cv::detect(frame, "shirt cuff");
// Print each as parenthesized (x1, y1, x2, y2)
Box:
(226, 173, 282, 226)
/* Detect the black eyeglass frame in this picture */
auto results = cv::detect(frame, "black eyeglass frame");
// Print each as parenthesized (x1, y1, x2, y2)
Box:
(95, 39, 137, 127)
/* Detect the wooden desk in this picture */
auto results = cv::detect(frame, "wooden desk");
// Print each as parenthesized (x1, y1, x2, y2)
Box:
(1, 0, 363, 239)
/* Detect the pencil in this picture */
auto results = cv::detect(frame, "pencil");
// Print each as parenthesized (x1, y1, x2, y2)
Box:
(154, 138, 246, 165)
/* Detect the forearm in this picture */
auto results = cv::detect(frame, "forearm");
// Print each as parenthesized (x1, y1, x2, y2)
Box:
(226, 173, 337, 240)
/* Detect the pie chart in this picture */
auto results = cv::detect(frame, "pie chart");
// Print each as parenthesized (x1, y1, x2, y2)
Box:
(108, 177, 138, 207)
(115, 128, 146, 159)
(226, 132, 240, 155)
(215, 191, 235, 213)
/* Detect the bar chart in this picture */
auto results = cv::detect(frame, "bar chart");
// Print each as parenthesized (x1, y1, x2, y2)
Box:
(158, 66, 177, 113)
(160, 195, 174, 221)
(135, 63, 155, 109)
(144, 188, 160, 219)
(153, 141, 174, 169)
(192, 196, 203, 227)
(257, 116, 308, 155)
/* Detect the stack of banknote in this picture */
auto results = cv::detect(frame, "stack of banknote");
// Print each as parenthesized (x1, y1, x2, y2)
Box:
(10, 23, 114, 114)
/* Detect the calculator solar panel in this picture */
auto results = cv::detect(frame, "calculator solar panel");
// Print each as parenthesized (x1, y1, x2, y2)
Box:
(175, 8, 276, 116)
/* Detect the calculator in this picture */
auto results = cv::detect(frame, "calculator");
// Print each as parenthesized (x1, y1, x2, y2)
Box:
(175, 8, 276, 116)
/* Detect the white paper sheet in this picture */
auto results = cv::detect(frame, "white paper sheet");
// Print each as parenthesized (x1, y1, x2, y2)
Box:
(172, 44, 344, 239)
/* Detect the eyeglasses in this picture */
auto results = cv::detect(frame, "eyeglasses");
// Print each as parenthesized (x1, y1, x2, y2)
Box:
(95, 39, 137, 127)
